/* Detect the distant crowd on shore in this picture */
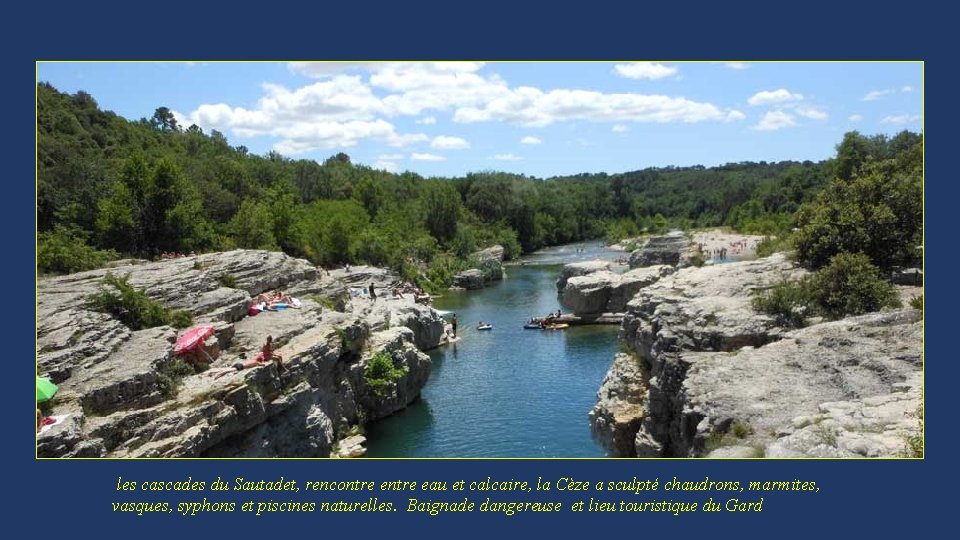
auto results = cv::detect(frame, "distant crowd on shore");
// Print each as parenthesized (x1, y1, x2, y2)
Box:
(160, 251, 197, 260)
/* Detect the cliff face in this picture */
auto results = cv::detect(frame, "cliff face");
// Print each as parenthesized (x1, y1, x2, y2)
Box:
(591, 253, 923, 458)
(37, 250, 445, 458)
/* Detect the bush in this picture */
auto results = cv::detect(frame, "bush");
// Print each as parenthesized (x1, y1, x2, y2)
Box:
(752, 278, 814, 328)
(363, 351, 408, 397)
(756, 235, 793, 258)
(38, 226, 117, 274)
(217, 273, 237, 288)
(86, 273, 194, 330)
(156, 357, 195, 398)
(808, 252, 901, 319)
(910, 295, 923, 311)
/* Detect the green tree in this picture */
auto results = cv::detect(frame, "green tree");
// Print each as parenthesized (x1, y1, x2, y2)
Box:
(150, 107, 180, 132)
(229, 199, 277, 250)
(421, 181, 461, 243)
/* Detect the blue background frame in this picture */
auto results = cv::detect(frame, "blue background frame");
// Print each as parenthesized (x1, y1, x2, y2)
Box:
(12, 1, 947, 537)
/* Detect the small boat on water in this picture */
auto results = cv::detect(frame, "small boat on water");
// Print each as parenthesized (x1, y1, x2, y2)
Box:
(523, 323, 542, 329)
(545, 323, 569, 330)
(477, 324, 493, 331)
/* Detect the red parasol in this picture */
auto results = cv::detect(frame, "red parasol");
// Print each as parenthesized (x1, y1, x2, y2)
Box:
(175, 325, 216, 360)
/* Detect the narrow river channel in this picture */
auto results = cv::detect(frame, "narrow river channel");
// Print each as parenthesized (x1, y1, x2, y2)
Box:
(365, 241, 624, 457)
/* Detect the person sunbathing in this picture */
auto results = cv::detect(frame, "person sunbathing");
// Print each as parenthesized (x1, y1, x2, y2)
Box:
(210, 336, 284, 379)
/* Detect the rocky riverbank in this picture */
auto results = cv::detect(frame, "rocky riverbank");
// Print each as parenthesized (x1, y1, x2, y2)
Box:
(589, 252, 923, 458)
(452, 245, 505, 290)
(37, 250, 446, 458)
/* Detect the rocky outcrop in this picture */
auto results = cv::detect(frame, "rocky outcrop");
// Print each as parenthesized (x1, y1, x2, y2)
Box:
(450, 245, 506, 290)
(352, 327, 432, 421)
(764, 371, 922, 458)
(473, 245, 505, 282)
(36, 250, 440, 459)
(628, 231, 693, 268)
(557, 260, 610, 291)
(452, 269, 485, 290)
(683, 310, 922, 458)
(562, 265, 673, 316)
(589, 353, 647, 457)
(592, 253, 923, 459)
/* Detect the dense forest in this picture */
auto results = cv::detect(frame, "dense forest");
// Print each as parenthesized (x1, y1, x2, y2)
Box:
(37, 82, 922, 290)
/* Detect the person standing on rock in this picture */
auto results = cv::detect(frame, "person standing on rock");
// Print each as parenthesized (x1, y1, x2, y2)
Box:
(451, 314, 458, 337)
(369, 283, 377, 302)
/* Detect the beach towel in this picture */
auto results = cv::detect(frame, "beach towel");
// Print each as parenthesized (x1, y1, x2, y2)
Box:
(39, 414, 70, 434)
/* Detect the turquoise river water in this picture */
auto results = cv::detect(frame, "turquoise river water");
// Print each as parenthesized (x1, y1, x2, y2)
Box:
(365, 241, 625, 458)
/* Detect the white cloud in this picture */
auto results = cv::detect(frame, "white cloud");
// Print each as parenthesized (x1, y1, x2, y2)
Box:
(520, 135, 542, 144)
(492, 153, 523, 161)
(288, 62, 391, 78)
(182, 62, 738, 152)
(747, 89, 804, 106)
(613, 62, 678, 80)
(385, 132, 429, 147)
(454, 87, 725, 127)
(862, 89, 893, 101)
(372, 160, 400, 172)
(375, 62, 509, 116)
(725, 110, 746, 122)
(611, 124, 630, 132)
(181, 76, 433, 153)
(880, 114, 921, 125)
(411, 152, 445, 161)
(848, 114, 863, 122)
(753, 111, 797, 131)
(796, 106, 828, 120)
(430, 135, 470, 150)
(377, 153, 404, 160)
(902, 85, 913, 93)
(724, 62, 751, 70)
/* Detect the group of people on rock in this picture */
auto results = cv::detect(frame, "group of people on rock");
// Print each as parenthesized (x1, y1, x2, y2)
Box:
(248, 290, 301, 315)
(530, 310, 563, 328)
(160, 251, 197, 260)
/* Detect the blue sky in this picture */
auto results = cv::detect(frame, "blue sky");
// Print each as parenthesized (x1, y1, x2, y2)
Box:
(37, 61, 922, 178)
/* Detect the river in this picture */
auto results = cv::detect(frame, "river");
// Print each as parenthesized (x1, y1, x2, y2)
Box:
(365, 241, 625, 458)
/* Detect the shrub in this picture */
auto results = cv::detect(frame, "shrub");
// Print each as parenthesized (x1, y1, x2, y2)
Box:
(363, 351, 408, 397)
(86, 273, 194, 330)
(756, 235, 793, 258)
(217, 273, 237, 288)
(156, 357, 195, 398)
(808, 252, 901, 319)
(903, 405, 923, 458)
(38, 226, 117, 274)
(909, 295, 923, 311)
(752, 278, 814, 328)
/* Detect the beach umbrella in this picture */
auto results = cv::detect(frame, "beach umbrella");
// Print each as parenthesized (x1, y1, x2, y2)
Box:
(174, 325, 216, 360)
(37, 377, 58, 403)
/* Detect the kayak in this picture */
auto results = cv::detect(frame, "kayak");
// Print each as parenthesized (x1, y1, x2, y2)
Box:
(523, 324, 542, 329)
(545, 323, 569, 330)
(477, 324, 493, 331)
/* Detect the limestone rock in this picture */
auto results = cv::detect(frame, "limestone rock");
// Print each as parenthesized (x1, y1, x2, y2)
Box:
(562, 265, 673, 315)
(353, 327, 432, 421)
(629, 231, 692, 268)
(557, 260, 611, 291)
(589, 353, 647, 457)
(473, 245, 505, 282)
(638, 309, 921, 457)
(334, 434, 368, 458)
(37, 251, 439, 458)
(592, 252, 922, 459)
(453, 269, 484, 290)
